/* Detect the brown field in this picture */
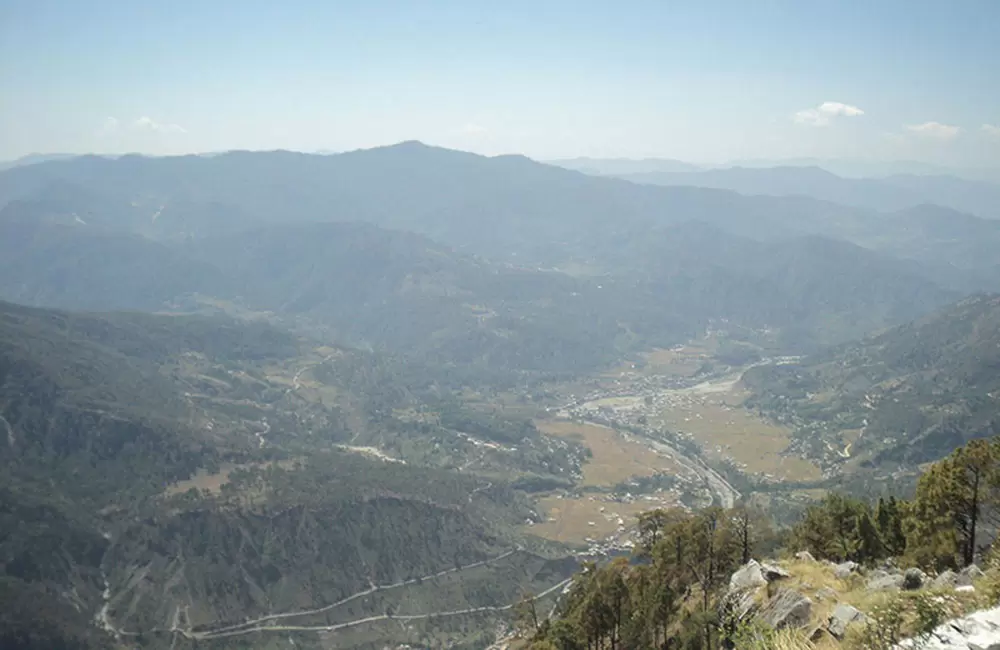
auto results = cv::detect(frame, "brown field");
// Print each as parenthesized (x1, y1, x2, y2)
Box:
(654, 386, 822, 482)
(536, 419, 683, 486)
(602, 344, 714, 380)
(528, 493, 677, 544)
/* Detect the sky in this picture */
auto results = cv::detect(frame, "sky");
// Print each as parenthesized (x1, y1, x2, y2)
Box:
(2, 0, 999, 168)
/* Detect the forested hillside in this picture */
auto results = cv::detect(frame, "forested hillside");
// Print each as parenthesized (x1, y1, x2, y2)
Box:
(743, 295, 1000, 469)
(0, 301, 581, 650)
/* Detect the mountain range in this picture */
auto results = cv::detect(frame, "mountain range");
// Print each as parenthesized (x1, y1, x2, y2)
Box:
(614, 165, 1000, 221)
(2, 142, 997, 365)
(3, 142, 1000, 649)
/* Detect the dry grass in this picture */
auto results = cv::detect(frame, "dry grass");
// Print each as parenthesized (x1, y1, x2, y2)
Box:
(528, 493, 677, 544)
(536, 418, 683, 486)
(653, 386, 822, 482)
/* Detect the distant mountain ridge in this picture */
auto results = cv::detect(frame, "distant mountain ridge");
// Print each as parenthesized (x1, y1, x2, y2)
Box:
(0, 142, 993, 366)
(617, 165, 1000, 220)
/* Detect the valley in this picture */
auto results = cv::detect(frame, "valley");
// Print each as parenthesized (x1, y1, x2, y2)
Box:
(1, 144, 999, 650)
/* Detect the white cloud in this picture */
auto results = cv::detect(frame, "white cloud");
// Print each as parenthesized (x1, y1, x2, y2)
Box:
(982, 124, 1000, 138)
(459, 123, 488, 136)
(98, 117, 119, 135)
(905, 121, 961, 140)
(133, 116, 186, 134)
(793, 101, 865, 126)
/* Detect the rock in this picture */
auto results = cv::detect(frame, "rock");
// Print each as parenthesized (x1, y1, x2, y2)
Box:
(795, 551, 816, 562)
(809, 627, 829, 643)
(816, 587, 838, 601)
(760, 562, 791, 581)
(956, 584, 976, 594)
(730, 560, 768, 591)
(834, 561, 859, 579)
(721, 587, 760, 622)
(827, 603, 866, 639)
(962, 564, 986, 581)
(866, 570, 905, 592)
(903, 568, 927, 590)
(932, 570, 960, 589)
(894, 604, 1000, 649)
(758, 589, 812, 630)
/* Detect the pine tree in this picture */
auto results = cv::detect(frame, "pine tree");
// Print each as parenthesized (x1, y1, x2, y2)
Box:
(905, 438, 1000, 569)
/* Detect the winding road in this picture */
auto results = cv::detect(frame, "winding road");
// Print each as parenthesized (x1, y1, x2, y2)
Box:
(100, 547, 575, 643)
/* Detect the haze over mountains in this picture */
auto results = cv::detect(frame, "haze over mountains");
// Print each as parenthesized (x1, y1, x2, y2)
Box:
(4, 143, 998, 359)
(550, 157, 1000, 220)
(3, 142, 1000, 649)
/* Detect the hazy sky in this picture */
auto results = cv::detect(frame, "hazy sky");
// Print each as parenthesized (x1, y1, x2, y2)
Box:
(2, 0, 999, 167)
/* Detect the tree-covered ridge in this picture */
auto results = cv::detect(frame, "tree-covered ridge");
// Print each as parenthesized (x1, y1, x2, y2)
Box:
(0, 198, 963, 376)
(525, 436, 1000, 650)
(742, 294, 1000, 469)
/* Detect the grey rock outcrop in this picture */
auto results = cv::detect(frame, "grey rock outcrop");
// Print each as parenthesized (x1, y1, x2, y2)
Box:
(867, 569, 906, 591)
(758, 589, 812, 630)
(816, 586, 838, 600)
(723, 560, 796, 626)
(760, 562, 791, 581)
(827, 603, 866, 639)
(795, 551, 816, 562)
(933, 570, 961, 589)
(729, 560, 768, 591)
(962, 564, 986, 581)
(834, 561, 859, 579)
(894, 605, 1000, 649)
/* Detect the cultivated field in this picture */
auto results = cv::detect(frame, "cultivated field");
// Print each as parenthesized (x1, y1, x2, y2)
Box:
(536, 419, 683, 486)
(654, 384, 821, 482)
(529, 493, 677, 544)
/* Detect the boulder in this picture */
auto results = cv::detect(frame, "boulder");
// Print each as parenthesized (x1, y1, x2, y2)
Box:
(827, 603, 866, 639)
(962, 564, 986, 581)
(866, 570, 905, 592)
(758, 589, 812, 630)
(903, 568, 927, 590)
(730, 560, 768, 591)
(932, 570, 960, 589)
(833, 561, 859, 579)
(721, 587, 760, 622)
(723, 561, 769, 624)
(760, 562, 791, 581)
(816, 587, 838, 601)
(794, 551, 816, 562)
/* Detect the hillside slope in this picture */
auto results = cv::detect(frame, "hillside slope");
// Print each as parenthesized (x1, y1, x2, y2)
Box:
(742, 294, 1000, 469)
(0, 301, 578, 649)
